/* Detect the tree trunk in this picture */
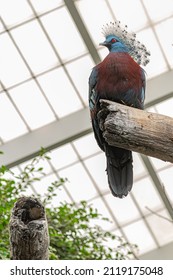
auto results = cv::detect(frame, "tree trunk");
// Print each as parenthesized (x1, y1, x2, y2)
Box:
(98, 99, 173, 163)
(9, 197, 49, 260)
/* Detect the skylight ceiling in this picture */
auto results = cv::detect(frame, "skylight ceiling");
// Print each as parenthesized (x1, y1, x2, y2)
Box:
(0, 0, 173, 144)
(1, 0, 173, 258)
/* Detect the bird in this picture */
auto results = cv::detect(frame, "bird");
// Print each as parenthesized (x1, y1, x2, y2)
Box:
(89, 21, 150, 198)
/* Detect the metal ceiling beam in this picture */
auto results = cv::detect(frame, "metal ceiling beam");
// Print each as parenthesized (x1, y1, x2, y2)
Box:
(0, 108, 92, 168)
(64, 0, 101, 64)
(0, 70, 173, 167)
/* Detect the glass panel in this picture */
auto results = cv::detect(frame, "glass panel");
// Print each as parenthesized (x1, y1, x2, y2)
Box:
(30, 0, 63, 13)
(0, 0, 33, 27)
(150, 156, 170, 170)
(89, 197, 115, 231)
(2, 166, 21, 180)
(132, 177, 164, 215)
(158, 166, 173, 203)
(146, 209, 173, 246)
(51, 185, 73, 206)
(73, 133, 100, 159)
(102, 229, 135, 257)
(0, 34, 30, 87)
(136, 28, 168, 78)
(143, 0, 173, 22)
(123, 220, 156, 254)
(156, 97, 173, 118)
(84, 153, 108, 192)
(32, 173, 57, 194)
(58, 162, 98, 201)
(37, 68, 83, 118)
(9, 81, 55, 129)
(0, 83, 3, 92)
(76, 0, 114, 45)
(66, 55, 95, 105)
(23, 185, 36, 196)
(133, 153, 147, 180)
(50, 144, 78, 170)
(98, 47, 109, 61)
(41, 7, 87, 61)
(108, 0, 148, 31)
(32, 173, 72, 205)
(0, 18, 4, 33)
(0, 93, 28, 142)
(19, 157, 52, 177)
(155, 18, 173, 68)
(105, 193, 141, 226)
(11, 20, 59, 74)
(10, 166, 21, 177)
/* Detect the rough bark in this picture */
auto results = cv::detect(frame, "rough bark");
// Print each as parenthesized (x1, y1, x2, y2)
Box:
(9, 197, 49, 260)
(98, 99, 173, 163)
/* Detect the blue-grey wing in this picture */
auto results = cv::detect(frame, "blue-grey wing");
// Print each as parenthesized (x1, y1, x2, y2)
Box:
(89, 67, 99, 110)
(89, 67, 104, 151)
(139, 68, 146, 109)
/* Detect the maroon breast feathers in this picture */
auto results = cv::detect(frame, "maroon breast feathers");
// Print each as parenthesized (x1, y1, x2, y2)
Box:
(96, 52, 143, 97)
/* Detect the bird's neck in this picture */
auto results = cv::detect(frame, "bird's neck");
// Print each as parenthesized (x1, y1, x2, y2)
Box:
(97, 52, 141, 77)
(110, 46, 128, 53)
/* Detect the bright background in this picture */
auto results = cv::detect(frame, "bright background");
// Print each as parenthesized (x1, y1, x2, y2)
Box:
(0, 0, 173, 259)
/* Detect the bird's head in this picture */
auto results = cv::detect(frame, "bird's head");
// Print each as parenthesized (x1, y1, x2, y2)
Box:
(100, 21, 150, 66)
(99, 35, 128, 53)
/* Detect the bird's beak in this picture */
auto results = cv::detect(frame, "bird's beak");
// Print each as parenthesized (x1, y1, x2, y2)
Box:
(99, 41, 108, 47)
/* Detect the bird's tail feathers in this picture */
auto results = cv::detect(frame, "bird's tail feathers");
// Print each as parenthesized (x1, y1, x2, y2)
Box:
(105, 145, 133, 198)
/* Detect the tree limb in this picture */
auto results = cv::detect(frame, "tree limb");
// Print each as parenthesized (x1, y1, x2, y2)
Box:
(98, 99, 173, 163)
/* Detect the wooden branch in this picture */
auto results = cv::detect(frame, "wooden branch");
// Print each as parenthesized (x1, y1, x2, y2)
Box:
(9, 197, 49, 260)
(98, 99, 173, 163)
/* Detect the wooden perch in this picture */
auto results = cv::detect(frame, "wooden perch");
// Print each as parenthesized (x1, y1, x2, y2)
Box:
(98, 99, 173, 163)
(9, 197, 49, 260)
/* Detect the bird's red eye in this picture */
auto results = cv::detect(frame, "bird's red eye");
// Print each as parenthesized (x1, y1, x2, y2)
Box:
(111, 38, 116, 43)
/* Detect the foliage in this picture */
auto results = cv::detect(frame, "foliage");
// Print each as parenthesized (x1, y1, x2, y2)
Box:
(0, 148, 137, 260)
